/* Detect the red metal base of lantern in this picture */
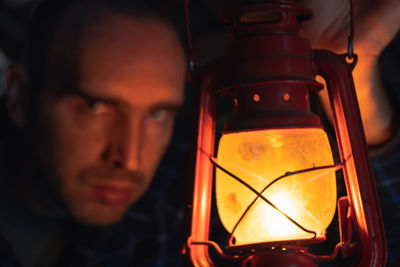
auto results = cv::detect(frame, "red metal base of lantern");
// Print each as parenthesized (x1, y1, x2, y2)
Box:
(242, 252, 317, 267)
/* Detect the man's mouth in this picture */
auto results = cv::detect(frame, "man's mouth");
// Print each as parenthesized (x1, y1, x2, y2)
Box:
(92, 183, 134, 205)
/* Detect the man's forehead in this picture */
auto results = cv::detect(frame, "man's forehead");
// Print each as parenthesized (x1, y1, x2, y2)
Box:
(46, 9, 186, 94)
(50, 11, 186, 107)
(80, 12, 179, 53)
(78, 13, 185, 82)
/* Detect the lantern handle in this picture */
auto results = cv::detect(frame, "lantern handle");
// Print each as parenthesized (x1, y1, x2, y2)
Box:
(185, 0, 195, 74)
(347, 0, 356, 60)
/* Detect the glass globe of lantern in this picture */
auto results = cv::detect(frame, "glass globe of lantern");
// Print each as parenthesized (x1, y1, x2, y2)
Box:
(216, 127, 337, 246)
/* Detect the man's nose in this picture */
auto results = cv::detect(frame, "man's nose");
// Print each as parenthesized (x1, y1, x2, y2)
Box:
(104, 115, 143, 170)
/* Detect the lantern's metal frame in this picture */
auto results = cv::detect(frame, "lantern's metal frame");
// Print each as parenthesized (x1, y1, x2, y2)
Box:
(185, 1, 387, 266)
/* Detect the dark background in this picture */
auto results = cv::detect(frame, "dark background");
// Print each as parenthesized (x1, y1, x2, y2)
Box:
(1, 0, 400, 266)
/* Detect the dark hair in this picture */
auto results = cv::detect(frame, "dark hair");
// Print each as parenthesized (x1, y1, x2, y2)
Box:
(25, 0, 185, 92)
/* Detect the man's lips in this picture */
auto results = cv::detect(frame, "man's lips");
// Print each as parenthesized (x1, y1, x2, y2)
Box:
(92, 183, 134, 205)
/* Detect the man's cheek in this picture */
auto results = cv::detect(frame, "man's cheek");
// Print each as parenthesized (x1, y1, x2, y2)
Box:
(148, 120, 174, 149)
(50, 117, 108, 168)
(144, 127, 171, 166)
(59, 176, 93, 209)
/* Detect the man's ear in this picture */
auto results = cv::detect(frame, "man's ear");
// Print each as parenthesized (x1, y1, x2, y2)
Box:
(5, 65, 30, 127)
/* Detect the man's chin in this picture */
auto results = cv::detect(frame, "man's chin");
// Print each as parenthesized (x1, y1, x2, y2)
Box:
(70, 202, 130, 226)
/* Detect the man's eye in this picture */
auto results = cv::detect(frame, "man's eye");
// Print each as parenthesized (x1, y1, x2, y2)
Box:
(149, 109, 169, 123)
(86, 100, 109, 115)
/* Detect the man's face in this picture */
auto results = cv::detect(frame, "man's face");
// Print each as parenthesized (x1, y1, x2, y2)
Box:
(35, 14, 186, 226)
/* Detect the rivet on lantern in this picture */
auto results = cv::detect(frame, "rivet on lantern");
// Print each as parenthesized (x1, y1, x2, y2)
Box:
(283, 93, 290, 101)
(253, 94, 261, 102)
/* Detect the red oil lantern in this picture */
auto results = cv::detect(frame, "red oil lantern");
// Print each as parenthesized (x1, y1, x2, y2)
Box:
(185, 0, 387, 266)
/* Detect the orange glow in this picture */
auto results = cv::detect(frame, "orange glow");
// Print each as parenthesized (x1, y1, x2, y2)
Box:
(216, 128, 336, 246)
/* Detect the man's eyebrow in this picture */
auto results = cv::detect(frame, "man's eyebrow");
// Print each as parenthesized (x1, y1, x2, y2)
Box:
(58, 87, 184, 111)
(59, 87, 119, 105)
(149, 102, 184, 112)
